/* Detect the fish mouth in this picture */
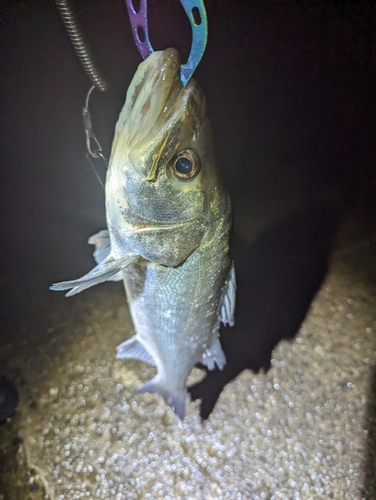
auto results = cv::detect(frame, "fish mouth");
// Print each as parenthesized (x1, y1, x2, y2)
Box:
(130, 48, 183, 124)
(110, 49, 198, 181)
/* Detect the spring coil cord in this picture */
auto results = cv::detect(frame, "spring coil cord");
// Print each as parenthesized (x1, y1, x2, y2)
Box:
(55, 0, 110, 177)
(54, 0, 109, 92)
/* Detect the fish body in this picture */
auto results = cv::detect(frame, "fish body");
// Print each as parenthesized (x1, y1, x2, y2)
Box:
(51, 49, 235, 419)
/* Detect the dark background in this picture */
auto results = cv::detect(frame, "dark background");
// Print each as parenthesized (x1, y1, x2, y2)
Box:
(1, 0, 375, 416)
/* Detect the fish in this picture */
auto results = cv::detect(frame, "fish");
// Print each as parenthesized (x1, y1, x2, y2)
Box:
(51, 48, 236, 419)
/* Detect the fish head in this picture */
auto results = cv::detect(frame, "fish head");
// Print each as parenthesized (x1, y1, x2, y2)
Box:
(106, 48, 230, 266)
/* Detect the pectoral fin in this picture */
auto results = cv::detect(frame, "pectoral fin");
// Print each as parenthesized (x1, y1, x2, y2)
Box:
(88, 229, 111, 264)
(50, 254, 139, 297)
(87, 229, 122, 282)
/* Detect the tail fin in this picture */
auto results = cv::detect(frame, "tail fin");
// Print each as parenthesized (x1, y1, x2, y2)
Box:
(135, 376, 187, 420)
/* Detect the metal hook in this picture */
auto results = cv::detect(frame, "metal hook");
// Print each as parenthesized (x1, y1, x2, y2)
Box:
(82, 86, 107, 188)
(82, 85, 107, 164)
(124, 0, 207, 86)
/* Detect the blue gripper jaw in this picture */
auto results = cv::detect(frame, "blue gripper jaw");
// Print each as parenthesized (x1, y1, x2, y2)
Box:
(124, 0, 208, 87)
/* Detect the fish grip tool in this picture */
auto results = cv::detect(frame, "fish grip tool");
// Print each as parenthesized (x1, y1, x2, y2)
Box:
(125, 0, 208, 87)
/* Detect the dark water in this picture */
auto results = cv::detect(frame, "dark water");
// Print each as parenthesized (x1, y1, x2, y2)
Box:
(1, 0, 375, 436)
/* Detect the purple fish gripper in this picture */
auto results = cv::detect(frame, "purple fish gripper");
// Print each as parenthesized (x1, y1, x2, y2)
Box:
(124, 0, 208, 87)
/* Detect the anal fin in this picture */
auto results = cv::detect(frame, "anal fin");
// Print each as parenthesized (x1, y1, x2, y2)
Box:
(201, 337, 226, 371)
(116, 337, 156, 366)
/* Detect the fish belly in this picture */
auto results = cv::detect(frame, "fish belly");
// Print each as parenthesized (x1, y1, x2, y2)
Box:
(117, 237, 230, 419)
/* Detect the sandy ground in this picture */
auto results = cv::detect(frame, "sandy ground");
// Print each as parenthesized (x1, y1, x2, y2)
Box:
(0, 218, 375, 499)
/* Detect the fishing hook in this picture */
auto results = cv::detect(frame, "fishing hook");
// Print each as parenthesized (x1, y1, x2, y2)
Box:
(124, 0, 208, 86)
(82, 86, 107, 164)
(82, 85, 107, 187)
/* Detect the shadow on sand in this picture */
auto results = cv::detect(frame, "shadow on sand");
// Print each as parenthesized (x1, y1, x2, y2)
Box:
(363, 365, 376, 498)
(189, 201, 339, 419)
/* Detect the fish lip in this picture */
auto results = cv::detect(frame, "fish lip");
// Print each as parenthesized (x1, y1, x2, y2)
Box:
(131, 48, 183, 128)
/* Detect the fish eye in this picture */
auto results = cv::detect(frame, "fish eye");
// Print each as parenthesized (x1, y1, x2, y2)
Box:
(170, 149, 200, 182)
(175, 156, 192, 174)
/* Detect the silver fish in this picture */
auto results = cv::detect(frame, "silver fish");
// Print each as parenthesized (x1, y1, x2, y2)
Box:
(51, 48, 236, 419)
